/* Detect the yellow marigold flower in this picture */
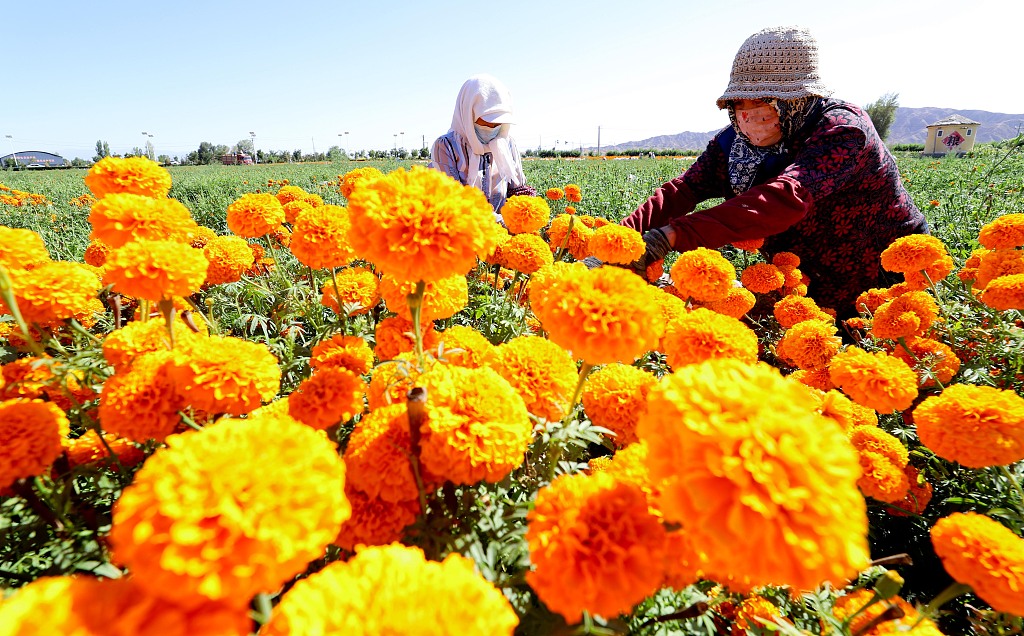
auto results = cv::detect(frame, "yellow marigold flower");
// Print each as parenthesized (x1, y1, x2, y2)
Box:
(0, 227, 51, 271)
(418, 364, 532, 484)
(261, 544, 517, 636)
(373, 316, 438, 362)
(85, 156, 172, 199)
(166, 335, 281, 415)
(484, 224, 511, 265)
(731, 596, 787, 635)
(339, 166, 384, 199)
(366, 355, 435, 412)
(850, 400, 879, 427)
(98, 351, 184, 443)
(740, 262, 785, 294)
(526, 471, 667, 623)
(226, 192, 285, 238)
(975, 248, 1024, 290)
(531, 262, 664, 364)
(3, 262, 101, 328)
(105, 239, 208, 301)
(546, 213, 592, 260)
(582, 364, 657, 447)
(789, 368, 835, 392)
(490, 335, 577, 422)
(63, 429, 145, 469)
(978, 213, 1024, 250)
(343, 403, 421, 502)
(651, 287, 689, 331)
(670, 247, 736, 302)
(379, 272, 468, 322)
(702, 285, 756, 319)
(981, 273, 1024, 310)
(437, 324, 496, 368)
(891, 337, 959, 387)
(850, 426, 910, 503)
(588, 225, 645, 265)
(287, 367, 366, 430)
(638, 358, 869, 591)
(501, 195, 550, 234)
(347, 166, 499, 282)
(773, 294, 830, 328)
(880, 234, 950, 274)
(102, 317, 197, 372)
(111, 414, 349, 606)
(0, 398, 68, 489)
(931, 512, 1024, 616)
(586, 441, 660, 514)
(733, 237, 765, 252)
(661, 307, 759, 369)
(83, 238, 111, 267)
(828, 347, 918, 413)
(546, 187, 564, 200)
(282, 199, 313, 224)
(500, 232, 554, 274)
(289, 204, 355, 270)
(203, 235, 254, 286)
(321, 265, 380, 316)
(333, 486, 420, 551)
(88, 194, 199, 248)
(886, 465, 933, 517)
(0, 575, 250, 636)
(903, 252, 954, 290)
(777, 319, 842, 371)
(188, 225, 218, 249)
(811, 388, 856, 431)
(832, 589, 943, 636)
(564, 183, 582, 202)
(914, 384, 1024, 467)
(310, 333, 374, 375)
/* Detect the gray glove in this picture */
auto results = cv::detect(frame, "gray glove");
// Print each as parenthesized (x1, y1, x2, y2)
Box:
(582, 256, 604, 269)
(630, 228, 673, 277)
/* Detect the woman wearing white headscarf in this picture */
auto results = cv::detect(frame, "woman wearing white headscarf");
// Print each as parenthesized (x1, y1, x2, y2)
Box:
(429, 74, 536, 218)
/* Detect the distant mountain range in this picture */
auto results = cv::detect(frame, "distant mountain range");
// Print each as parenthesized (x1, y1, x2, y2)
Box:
(599, 107, 1024, 151)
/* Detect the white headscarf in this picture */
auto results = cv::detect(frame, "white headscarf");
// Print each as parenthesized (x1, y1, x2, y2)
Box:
(449, 74, 523, 198)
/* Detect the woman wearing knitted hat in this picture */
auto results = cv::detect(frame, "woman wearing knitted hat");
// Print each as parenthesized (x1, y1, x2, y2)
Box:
(615, 26, 928, 318)
(429, 74, 537, 220)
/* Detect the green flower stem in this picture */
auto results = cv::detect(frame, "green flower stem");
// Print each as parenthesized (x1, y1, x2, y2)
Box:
(568, 361, 596, 409)
(178, 410, 204, 432)
(999, 464, 1024, 509)
(552, 216, 575, 262)
(330, 267, 348, 334)
(405, 386, 430, 519)
(68, 318, 103, 345)
(917, 581, 972, 626)
(0, 265, 46, 356)
(307, 265, 318, 297)
(406, 280, 427, 369)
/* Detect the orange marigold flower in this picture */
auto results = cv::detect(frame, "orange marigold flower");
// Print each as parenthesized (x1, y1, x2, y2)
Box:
(343, 403, 421, 502)
(702, 285, 756, 319)
(588, 225, 645, 265)
(731, 596, 786, 635)
(975, 248, 1024, 290)
(490, 335, 577, 422)
(903, 252, 954, 290)
(339, 166, 384, 199)
(777, 319, 842, 371)
(832, 588, 943, 636)
(546, 187, 564, 200)
(261, 544, 517, 636)
(85, 156, 172, 199)
(102, 318, 198, 372)
(651, 286, 689, 330)
(959, 247, 989, 282)
(275, 185, 311, 206)
(484, 225, 511, 265)
(379, 272, 468, 322)
(914, 384, 1024, 467)
(165, 335, 281, 416)
(321, 265, 380, 316)
(88, 194, 199, 248)
(437, 324, 496, 368)
(287, 367, 366, 430)
(501, 232, 554, 274)
(0, 227, 51, 271)
(880, 234, 949, 274)
(564, 183, 582, 202)
(781, 266, 804, 288)
(638, 358, 869, 590)
(850, 426, 910, 503)
(891, 337, 959, 387)
(978, 213, 1024, 250)
(111, 414, 349, 606)
(417, 364, 532, 484)
(310, 333, 374, 375)
(813, 388, 856, 431)
(578, 214, 605, 229)
(289, 204, 355, 270)
(773, 294, 830, 328)
(501, 195, 550, 234)
(98, 351, 184, 442)
(0, 398, 68, 489)
(828, 347, 918, 413)
(530, 262, 664, 364)
(105, 239, 208, 301)
(282, 199, 313, 224)
(981, 273, 1024, 310)
(670, 247, 736, 302)
(83, 238, 112, 267)
(887, 464, 933, 517)
(585, 441, 659, 515)
(373, 316, 438, 362)
(771, 251, 800, 268)
(931, 512, 1024, 616)
(855, 287, 891, 314)
(3, 261, 101, 327)
(546, 213, 593, 260)
(850, 400, 879, 428)
(1, 357, 56, 400)
(333, 486, 420, 551)
(740, 262, 785, 294)
(203, 235, 254, 286)
(733, 237, 764, 252)
(789, 368, 835, 392)
(64, 429, 145, 469)
(869, 291, 938, 340)
(886, 281, 914, 298)
(186, 225, 217, 250)
(347, 166, 499, 282)
(526, 471, 667, 623)
(581, 364, 657, 447)
(661, 307, 759, 369)
(226, 192, 285, 238)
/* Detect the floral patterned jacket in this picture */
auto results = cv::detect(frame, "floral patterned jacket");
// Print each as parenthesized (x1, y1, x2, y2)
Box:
(622, 99, 928, 317)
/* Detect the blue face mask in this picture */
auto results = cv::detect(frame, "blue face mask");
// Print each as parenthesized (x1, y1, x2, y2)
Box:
(474, 122, 501, 145)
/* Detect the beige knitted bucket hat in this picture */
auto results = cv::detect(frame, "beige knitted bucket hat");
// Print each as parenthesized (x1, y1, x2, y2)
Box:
(717, 26, 832, 109)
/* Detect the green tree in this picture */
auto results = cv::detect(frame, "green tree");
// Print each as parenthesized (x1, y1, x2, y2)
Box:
(865, 92, 900, 142)
(93, 140, 110, 162)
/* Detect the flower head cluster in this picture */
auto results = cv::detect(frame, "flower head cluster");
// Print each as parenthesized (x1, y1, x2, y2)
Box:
(3, 262, 101, 327)
(546, 187, 564, 200)
(203, 235, 255, 286)
(880, 234, 950, 274)
(978, 213, 1024, 250)
(339, 166, 384, 199)
(702, 286, 756, 319)
(0, 227, 51, 271)
(731, 596, 787, 635)
(581, 364, 657, 447)
(789, 368, 835, 392)
(289, 204, 356, 270)
(981, 273, 1024, 310)
(777, 319, 842, 371)
(260, 544, 518, 636)
(828, 347, 918, 413)
(588, 225, 645, 265)
(850, 426, 910, 503)
(546, 213, 592, 260)
(0, 398, 69, 489)
(321, 266, 380, 316)
(887, 465, 933, 517)
(975, 248, 1024, 290)
(88, 194, 198, 248)
(275, 185, 317, 207)
(373, 316, 438, 362)
(344, 402, 421, 502)
(500, 232, 554, 274)
(333, 487, 420, 551)
(188, 225, 218, 249)
(347, 166, 500, 282)
(490, 335, 577, 422)
(904, 252, 954, 289)
(855, 287, 892, 314)
(914, 384, 1024, 467)
(166, 335, 281, 415)
(437, 325, 496, 368)
(661, 307, 759, 369)
(670, 247, 736, 302)
(287, 367, 366, 430)
(379, 272, 468, 322)
(740, 262, 785, 294)
(501, 195, 550, 234)
(63, 430, 145, 469)
(104, 239, 209, 301)
(564, 183, 582, 202)
(102, 317, 194, 372)
(832, 589, 943, 636)
(931, 512, 1024, 616)
(732, 237, 764, 252)
(85, 156, 173, 199)
(773, 295, 831, 328)
(310, 333, 375, 375)
(226, 192, 285, 238)
(110, 414, 350, 606)
(891, 337, 959, 387)
(637, 358, 869, 591)
(98, 351, 185, 442)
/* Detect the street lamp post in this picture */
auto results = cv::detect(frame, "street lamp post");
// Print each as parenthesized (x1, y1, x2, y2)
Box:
(393, 134, 398, 157)
(147, 133, 154, 160)
(400, 131, 405, 155)
(249, 131, 257, 164)
(338, 132, 350, 159)
(4, 135, 17, 168)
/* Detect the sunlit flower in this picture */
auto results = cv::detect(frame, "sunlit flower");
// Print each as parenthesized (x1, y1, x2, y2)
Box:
(490, 335, 577, 422)
(777, 319, 842, 371)
(105, 239, 208, 301)
(0, 398, 68, 489)
(226, 192, 286, 238)
(810, 388, 857, 431)
(914, 384, 1024, 467)
(891, 337, 959, 387)
(310, 333, 375, 375)
(975, 248, 1024, 289)
(98, 351, 184, 443)
(203, 235, 255, 286)
(854, 287, 891, 314)
(188, 225, 218, 249)
(3, 261, 101, 327)
(731, 596, 787, 635)
(931, 512, 1024, 616)
(89, 194, 199, 248)
(957, 248, 989, 283)
(773, 295, 831, 328)
(333, 486, 420, 551)
(564, 184, 582, 202)
(546, 213, 592, 260)
(588, 225, 645, 265)
(546, 187, 565, 200)
(373, 316, 438, 362)
(287, 367, 366, 430)
(904, 253, 954, 289)
(887, 465, 933, 517)
(832, 588, 943, 636)
(850, 426, 910, 502)
(63, 429, 145, 469)
(828, 347, 918, 413)
(379, 272, 468, 322)
(0, 227, 51, 271)
(740, 263, 785, 294)
(102, 317, 198, 372)
(526, 471, 667, 623)
(339, 166, 384, 199)
(500, 232, 554, 274)
(321, 265, 380, 316)
(789, 368, 835, 392)
(260, 544, 518, 636)
(165, 335, 281, 415)
(437, 325, 497, 368)
(347, 166, 499, 282)
(670, 247, 736, 302)
(980, 273, 1024, 310)
(702, 285, 756, 319)
(880, 234, 949, 274)
(978, 213, 1024, 250)
(1, 357, 55, 400)
(501, 195, 550, 234)
(289, 204, 356, 270)
(344, 403, 421, 503)
(732, 237, 764, 252)
(83, 238, 111, 268)
(581, 363, 657, 447)
(661, 307, 758, 369)
(282, 200, 313, 224)
(85, 156, 173, 199)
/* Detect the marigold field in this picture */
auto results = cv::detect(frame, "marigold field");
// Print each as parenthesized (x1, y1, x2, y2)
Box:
(1, 142, 1023, 636)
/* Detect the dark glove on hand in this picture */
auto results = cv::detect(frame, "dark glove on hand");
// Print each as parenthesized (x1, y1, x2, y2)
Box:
(630, 228, 673, 277)
(582, 256, 604, 270)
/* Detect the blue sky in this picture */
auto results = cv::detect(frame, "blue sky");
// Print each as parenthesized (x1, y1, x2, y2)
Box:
(5, 0, 1021, 160)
